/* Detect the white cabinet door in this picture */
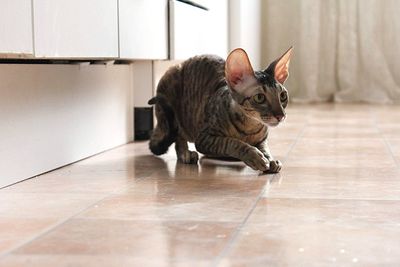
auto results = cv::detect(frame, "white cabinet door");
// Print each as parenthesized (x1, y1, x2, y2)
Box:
(202, 0, 228, 57)
(33, 0, 119, 58)
(119, 0, 168, 59)
(0, 0, 33, 57)
(170, 0, 227, 60)
(170, 0, 208, 60)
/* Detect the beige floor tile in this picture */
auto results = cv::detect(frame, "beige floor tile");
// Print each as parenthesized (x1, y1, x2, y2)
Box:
(79, 193, 255, 222)
(373, 108, 400, 124)
(0, 218, 58, 255)
(257, 138, 296, 159)
(387, 139, 400, 164)
(268, 123, 305, 139)
(290, 138, 389, 156)
(60, 153, 163, 176)
(0, 192, 104, 257)
(308, 117, 374, 126)
(378, 124, 400, 139)
(286, 138, 397, 168)
(305, 106, 374, 126)
(2, 171, 138, 194)
(9, 219, 236, 262)
(264, 166, 400, 200)
(0, 192, 105, 219)
(221, 198, 400, 266)
(302, 124, 379, 139)
(126, 175, 268, 198)
(0, 255, 211, 267)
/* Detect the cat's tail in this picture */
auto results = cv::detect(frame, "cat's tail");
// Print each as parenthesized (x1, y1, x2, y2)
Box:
(147, 96, 158, 105)
(148, 95, 177, 155)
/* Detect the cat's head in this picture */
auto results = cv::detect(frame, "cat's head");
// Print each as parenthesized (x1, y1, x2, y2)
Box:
(225, 47, 293, 127)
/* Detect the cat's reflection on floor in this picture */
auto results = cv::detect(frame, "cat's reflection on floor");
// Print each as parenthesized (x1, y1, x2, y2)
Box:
(129, 153, 283, 259)
(132, 153, 283, 180)
(130, 152, 285, 194)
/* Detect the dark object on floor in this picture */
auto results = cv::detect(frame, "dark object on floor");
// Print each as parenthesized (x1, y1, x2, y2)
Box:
(134, 107, 153, 140)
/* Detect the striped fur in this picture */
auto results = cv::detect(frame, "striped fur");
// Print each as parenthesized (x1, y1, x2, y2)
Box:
(149, 48, 292, 172)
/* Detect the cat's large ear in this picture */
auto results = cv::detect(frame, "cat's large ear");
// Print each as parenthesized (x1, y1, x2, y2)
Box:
(225, 48, 257, 96)
(265, 46, 293, 84)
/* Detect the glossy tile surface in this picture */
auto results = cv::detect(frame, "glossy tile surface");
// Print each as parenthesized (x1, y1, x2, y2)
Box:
(1, 103, 400, 266)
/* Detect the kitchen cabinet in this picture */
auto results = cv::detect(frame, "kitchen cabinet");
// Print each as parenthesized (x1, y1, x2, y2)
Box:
(169, 0, 228, 60)
(0, 0, 33, 57)
(33, 0, 119, 58)
(119, 0, 168, 59)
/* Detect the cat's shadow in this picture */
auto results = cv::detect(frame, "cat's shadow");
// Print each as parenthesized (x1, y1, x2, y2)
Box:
(199, 156, 247, 172)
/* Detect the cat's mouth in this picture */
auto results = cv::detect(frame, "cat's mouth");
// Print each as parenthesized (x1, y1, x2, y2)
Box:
(261, 116, 285, 127)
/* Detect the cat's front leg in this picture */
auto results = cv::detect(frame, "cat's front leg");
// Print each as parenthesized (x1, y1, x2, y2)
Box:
(175, 134, 199, 164)
(195, 133, 269, 171)
(257, 140, 282, 173)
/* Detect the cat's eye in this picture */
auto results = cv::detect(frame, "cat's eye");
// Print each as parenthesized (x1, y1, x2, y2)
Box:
(280, 92, 287, 102)
(253, 94, 266, 104)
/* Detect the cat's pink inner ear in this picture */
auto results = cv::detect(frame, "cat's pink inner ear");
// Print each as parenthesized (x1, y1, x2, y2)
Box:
(274, 47, 293, 84)
(225, 48, 254, 89)
(229, 70, 244, 86)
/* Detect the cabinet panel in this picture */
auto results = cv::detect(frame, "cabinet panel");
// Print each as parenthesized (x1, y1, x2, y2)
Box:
(170, 0, 228, 60)
(203, 0, 228, 57)
(0, 0, 33, 56)
(33, 0, 118, 58)
(0, 64, 132, 187)
(170, 0, 207, 60)
(119, 0, 168, 59)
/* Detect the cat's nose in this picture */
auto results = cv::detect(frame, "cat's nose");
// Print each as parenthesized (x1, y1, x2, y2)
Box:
(275, 115, 285, 122)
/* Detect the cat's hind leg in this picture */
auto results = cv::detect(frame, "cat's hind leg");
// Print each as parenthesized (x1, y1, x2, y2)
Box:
(175, 135, 199, 164)
(149, 99, 177, 155)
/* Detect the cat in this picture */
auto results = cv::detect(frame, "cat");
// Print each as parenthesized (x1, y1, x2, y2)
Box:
(148, 47, 292, 173)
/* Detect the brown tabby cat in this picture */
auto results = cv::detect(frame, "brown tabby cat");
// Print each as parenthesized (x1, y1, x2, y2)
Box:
(148, 47, 292, 172)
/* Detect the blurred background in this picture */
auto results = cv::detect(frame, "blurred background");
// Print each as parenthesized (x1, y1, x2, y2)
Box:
(260, 0, 400, 104)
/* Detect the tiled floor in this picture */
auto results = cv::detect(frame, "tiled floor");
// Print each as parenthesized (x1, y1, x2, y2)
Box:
(0, 103, 400, 266)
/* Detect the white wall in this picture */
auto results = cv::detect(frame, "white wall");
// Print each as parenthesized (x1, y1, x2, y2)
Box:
(170, 0, 228, 60)
(0, 64, 133, 187)
(229, 0, 262, 69)
(132, 61, 154, 107)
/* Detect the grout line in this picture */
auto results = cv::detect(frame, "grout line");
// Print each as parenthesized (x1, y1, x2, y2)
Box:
(0, 156, 159, 260)
(0, 193, 110, 260)
(263, 196, 400, 201)
(212, 121, 308, 267)
(211, 104, 396, 267)
(369, 108, 400, 169)
(382, 138, 400, 168)
(0, 175, 150, 261)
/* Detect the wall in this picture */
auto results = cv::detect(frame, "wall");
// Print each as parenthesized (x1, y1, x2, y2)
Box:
(229, 0, 262, 69)
(0, 64, 133, 187)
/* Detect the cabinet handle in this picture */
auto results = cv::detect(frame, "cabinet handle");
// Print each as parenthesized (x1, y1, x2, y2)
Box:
(175, 0, 209, 11)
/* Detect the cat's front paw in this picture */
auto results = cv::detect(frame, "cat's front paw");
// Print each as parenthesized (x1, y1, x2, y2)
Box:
(243, 149, 270, 172)
(266, 160, 282, 173)
(178, 150, 199, 164)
